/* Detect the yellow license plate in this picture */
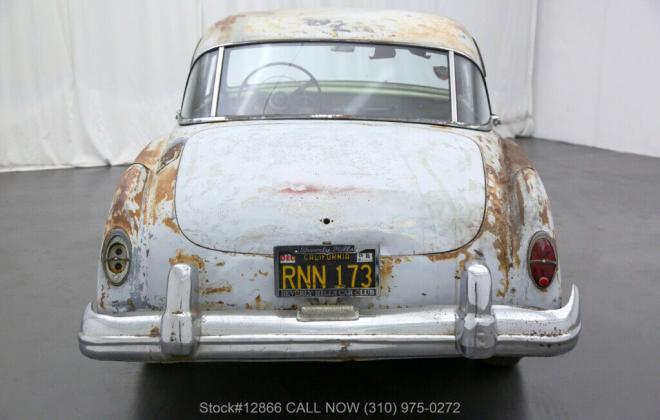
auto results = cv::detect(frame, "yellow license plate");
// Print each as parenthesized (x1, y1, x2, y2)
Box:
(274, 245, 379, 297)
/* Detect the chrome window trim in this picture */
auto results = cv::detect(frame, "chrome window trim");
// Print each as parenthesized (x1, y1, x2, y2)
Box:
(210, 47, 224, 117)
(178, 47, 220, 121)
(177, 115, 493, 132)
(449, 51, 458, 122)
(192, 39, 485, 73)
(472, 37, 487, 77)
(179, 40, 494, 131)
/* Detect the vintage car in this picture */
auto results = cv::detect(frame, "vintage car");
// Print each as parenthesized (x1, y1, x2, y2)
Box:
(79, 9, 580, 365)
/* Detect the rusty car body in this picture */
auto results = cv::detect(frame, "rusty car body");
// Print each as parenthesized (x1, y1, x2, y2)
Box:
(79, 9, 580, 363)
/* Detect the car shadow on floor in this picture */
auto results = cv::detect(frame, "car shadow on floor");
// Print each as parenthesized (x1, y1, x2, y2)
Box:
(132, 358, 528, 419)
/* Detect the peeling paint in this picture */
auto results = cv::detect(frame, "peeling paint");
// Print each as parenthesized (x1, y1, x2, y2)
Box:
(149, 326, 160, 337)
(135, 137, 168, 170)
(380, 256, 394, 280)
(162, 217, 180, 234)
(201, 284, 232, 295)
(104, 165, 147, 238)
(539, 202, 550, 226)
(278, 184, 361, 194)
(196, 10, 481, 68)
(169, 249, 204, 270)
(149, 163, 178, 225)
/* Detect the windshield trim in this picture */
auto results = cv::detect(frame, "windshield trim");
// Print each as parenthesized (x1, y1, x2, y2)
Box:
(178, 39, 494, 131)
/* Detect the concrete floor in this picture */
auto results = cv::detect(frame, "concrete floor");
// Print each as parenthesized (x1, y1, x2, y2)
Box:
(0, 138, 658, 419)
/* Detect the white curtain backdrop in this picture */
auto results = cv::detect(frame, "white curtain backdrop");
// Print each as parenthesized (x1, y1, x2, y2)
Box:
(534, 0, 660, 158)
(0, 0, 537, 172)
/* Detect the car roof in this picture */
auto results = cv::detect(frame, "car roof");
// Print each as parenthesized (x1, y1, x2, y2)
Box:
(193, 9, 482, 69)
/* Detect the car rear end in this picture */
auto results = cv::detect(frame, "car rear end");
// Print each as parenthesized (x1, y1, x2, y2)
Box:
(79, 121, 580, 362)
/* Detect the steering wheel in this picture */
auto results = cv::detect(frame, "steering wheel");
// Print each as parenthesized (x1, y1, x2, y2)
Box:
(238, 62, 322, 114)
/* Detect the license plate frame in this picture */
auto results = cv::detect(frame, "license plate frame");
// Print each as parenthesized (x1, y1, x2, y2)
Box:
(274, 244, 379, 297)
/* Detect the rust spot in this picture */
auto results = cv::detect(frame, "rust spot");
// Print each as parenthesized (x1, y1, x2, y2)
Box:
(476, 137, 535, 295)
(245, 303, 253, 310)
(169, 249, 205, 270)
(488, 174, 512, 298)
(426, 248, 472, 276)
(257, 269, 268, 277)
(173, 310, 183, 315)
(158, 142, 184, 171)
(135, 137, 167, 170)
(104, 165, 146, 237)
(162, 217, 180, 234)
(216, 261, 225, 267)
(480, 140, 522, 297)
(200, 11, 481, 71)
(378, 257, 395, 295)
(149, 326, 160, 337)
(99, 291, 107, 310)
(514, 179, 525, 226)
(254, 294, 269, 309)
(278, 184, 360, 194)
(522, 169, 535, 194)
(126, 298, 136, 312)
(426, 248, 463, 262)
(539, 202, 550, 226)
(201, 284, 232, 295)
(502, 139, 533, 174)
(135, 138, 185, 228)
(149, 163, 178, 225)
(214, 14, 244, 33)
(380, 256, 394, 280)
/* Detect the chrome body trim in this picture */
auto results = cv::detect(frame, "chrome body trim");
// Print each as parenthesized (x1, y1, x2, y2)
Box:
(79, 264, 580, 362)
(177, 115, 494, 132)
(209, 47, 223, 118)
(449, 50, 458, 122)
(297, 305, 360, 322)
(192, 39, 484, 74)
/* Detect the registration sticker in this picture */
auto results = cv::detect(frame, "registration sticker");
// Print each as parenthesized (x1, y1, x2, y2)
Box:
(357, 252, 373, 263)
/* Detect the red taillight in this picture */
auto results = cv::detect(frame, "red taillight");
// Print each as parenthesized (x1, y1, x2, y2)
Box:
(528, 234, 557, 289)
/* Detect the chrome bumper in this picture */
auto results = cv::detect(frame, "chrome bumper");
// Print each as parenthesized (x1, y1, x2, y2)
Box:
(79, 263, 580, 361)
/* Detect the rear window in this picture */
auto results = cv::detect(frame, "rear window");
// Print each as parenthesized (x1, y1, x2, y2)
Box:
(217, 42, 452, 123)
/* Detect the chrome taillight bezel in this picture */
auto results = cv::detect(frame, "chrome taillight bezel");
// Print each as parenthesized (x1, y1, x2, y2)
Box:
(102, 229, 132, 286)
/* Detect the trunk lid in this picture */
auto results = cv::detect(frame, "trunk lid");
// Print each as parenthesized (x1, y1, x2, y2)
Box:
(175, 120, 485, 256)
